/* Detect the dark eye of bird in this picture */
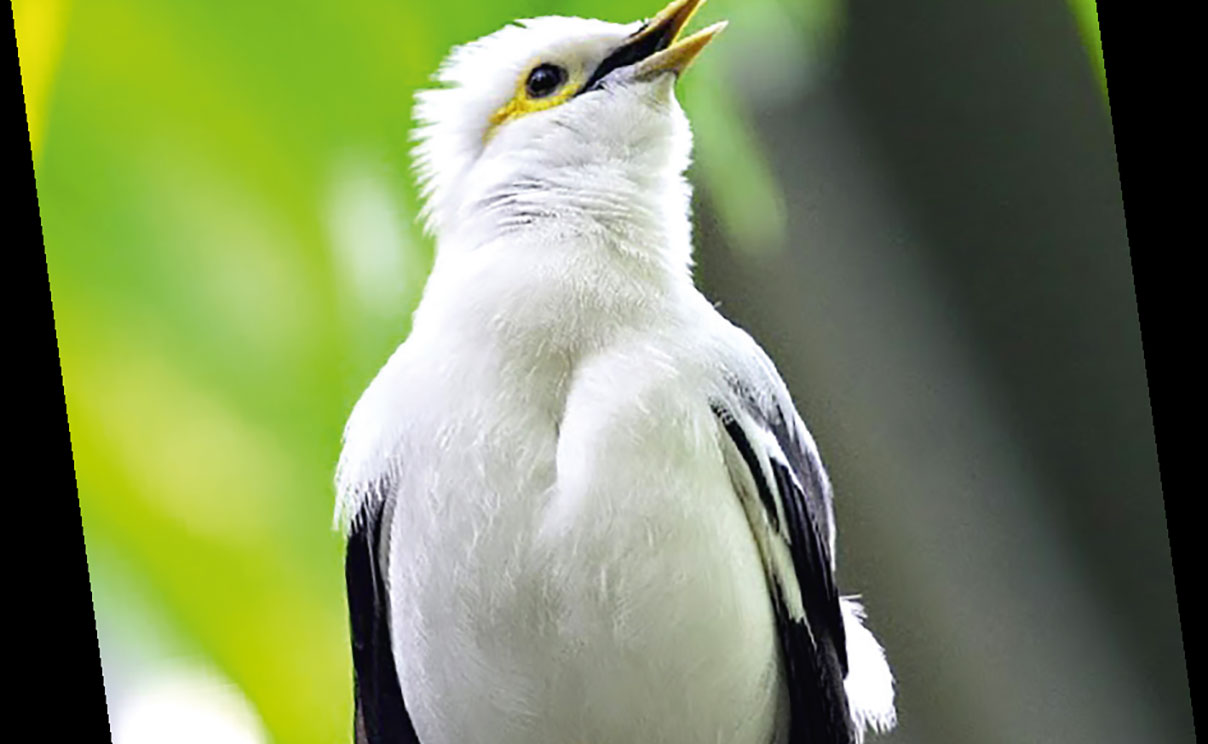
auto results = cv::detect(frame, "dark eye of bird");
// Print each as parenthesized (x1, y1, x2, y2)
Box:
(526, 63, 567, 99)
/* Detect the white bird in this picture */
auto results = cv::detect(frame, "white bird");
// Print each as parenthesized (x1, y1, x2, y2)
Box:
(336, 1, 897, 743)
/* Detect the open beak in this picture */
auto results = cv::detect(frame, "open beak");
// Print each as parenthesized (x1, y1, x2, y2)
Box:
(631, 0, 728, 78)
(579, 0, 727, 92)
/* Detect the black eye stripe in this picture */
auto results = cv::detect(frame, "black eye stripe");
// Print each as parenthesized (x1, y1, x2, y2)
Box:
(577, 21, 675, 95)
(526, 63, 567, 98)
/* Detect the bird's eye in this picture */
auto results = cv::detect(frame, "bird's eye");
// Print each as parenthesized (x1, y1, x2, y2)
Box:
(525, 63, 567, 99)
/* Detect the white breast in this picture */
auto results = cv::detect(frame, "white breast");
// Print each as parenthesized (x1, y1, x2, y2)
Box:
(377, 328, 786, 744)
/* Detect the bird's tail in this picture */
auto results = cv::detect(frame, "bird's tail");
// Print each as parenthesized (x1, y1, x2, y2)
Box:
(840, 596, 898, 742)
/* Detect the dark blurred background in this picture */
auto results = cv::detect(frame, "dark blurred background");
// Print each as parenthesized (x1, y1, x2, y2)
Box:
(697, 3, 1184, 743)
(19, 0, 1186, 742)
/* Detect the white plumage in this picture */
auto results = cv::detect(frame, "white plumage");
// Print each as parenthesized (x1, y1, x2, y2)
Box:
(336, 4, 896, 743)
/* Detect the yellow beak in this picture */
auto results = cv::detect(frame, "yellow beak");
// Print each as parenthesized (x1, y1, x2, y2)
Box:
(628, 0, 728, 78)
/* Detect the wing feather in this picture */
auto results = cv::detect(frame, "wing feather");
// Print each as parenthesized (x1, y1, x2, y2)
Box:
(346, 490, 422, 744)
(713, 374, 856, 744)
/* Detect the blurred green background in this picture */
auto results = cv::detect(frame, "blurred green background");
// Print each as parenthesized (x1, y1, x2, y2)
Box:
(16, 1, 1187, 743)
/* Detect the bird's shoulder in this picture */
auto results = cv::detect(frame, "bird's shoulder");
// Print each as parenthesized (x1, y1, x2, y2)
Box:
(334, 335, 436, 531)
(687, 302, 823, 463)
(563, 300, 756, 407)
(563, 296, 811, 428)
(561, 300, 821, 474)
(701, 309, 839, 557)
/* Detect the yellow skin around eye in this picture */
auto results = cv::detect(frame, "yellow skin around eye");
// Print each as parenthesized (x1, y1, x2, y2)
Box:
(485, 60, 585, 142)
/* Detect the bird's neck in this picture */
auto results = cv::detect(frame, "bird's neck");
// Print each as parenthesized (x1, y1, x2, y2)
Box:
(452, 145, 696, 273)
(412, 160, 698, 410)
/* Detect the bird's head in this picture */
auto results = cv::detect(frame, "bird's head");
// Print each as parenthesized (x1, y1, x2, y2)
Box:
(412, 0, 726, 245)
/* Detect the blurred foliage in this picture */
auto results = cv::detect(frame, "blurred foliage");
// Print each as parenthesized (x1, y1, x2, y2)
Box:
(15, 0, 1108, 742)
(1068, 0, 1106, 97)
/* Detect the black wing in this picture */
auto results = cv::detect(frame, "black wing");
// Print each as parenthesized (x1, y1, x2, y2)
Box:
(712, 376, 855, 744)
(346, 492, 422, 744)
